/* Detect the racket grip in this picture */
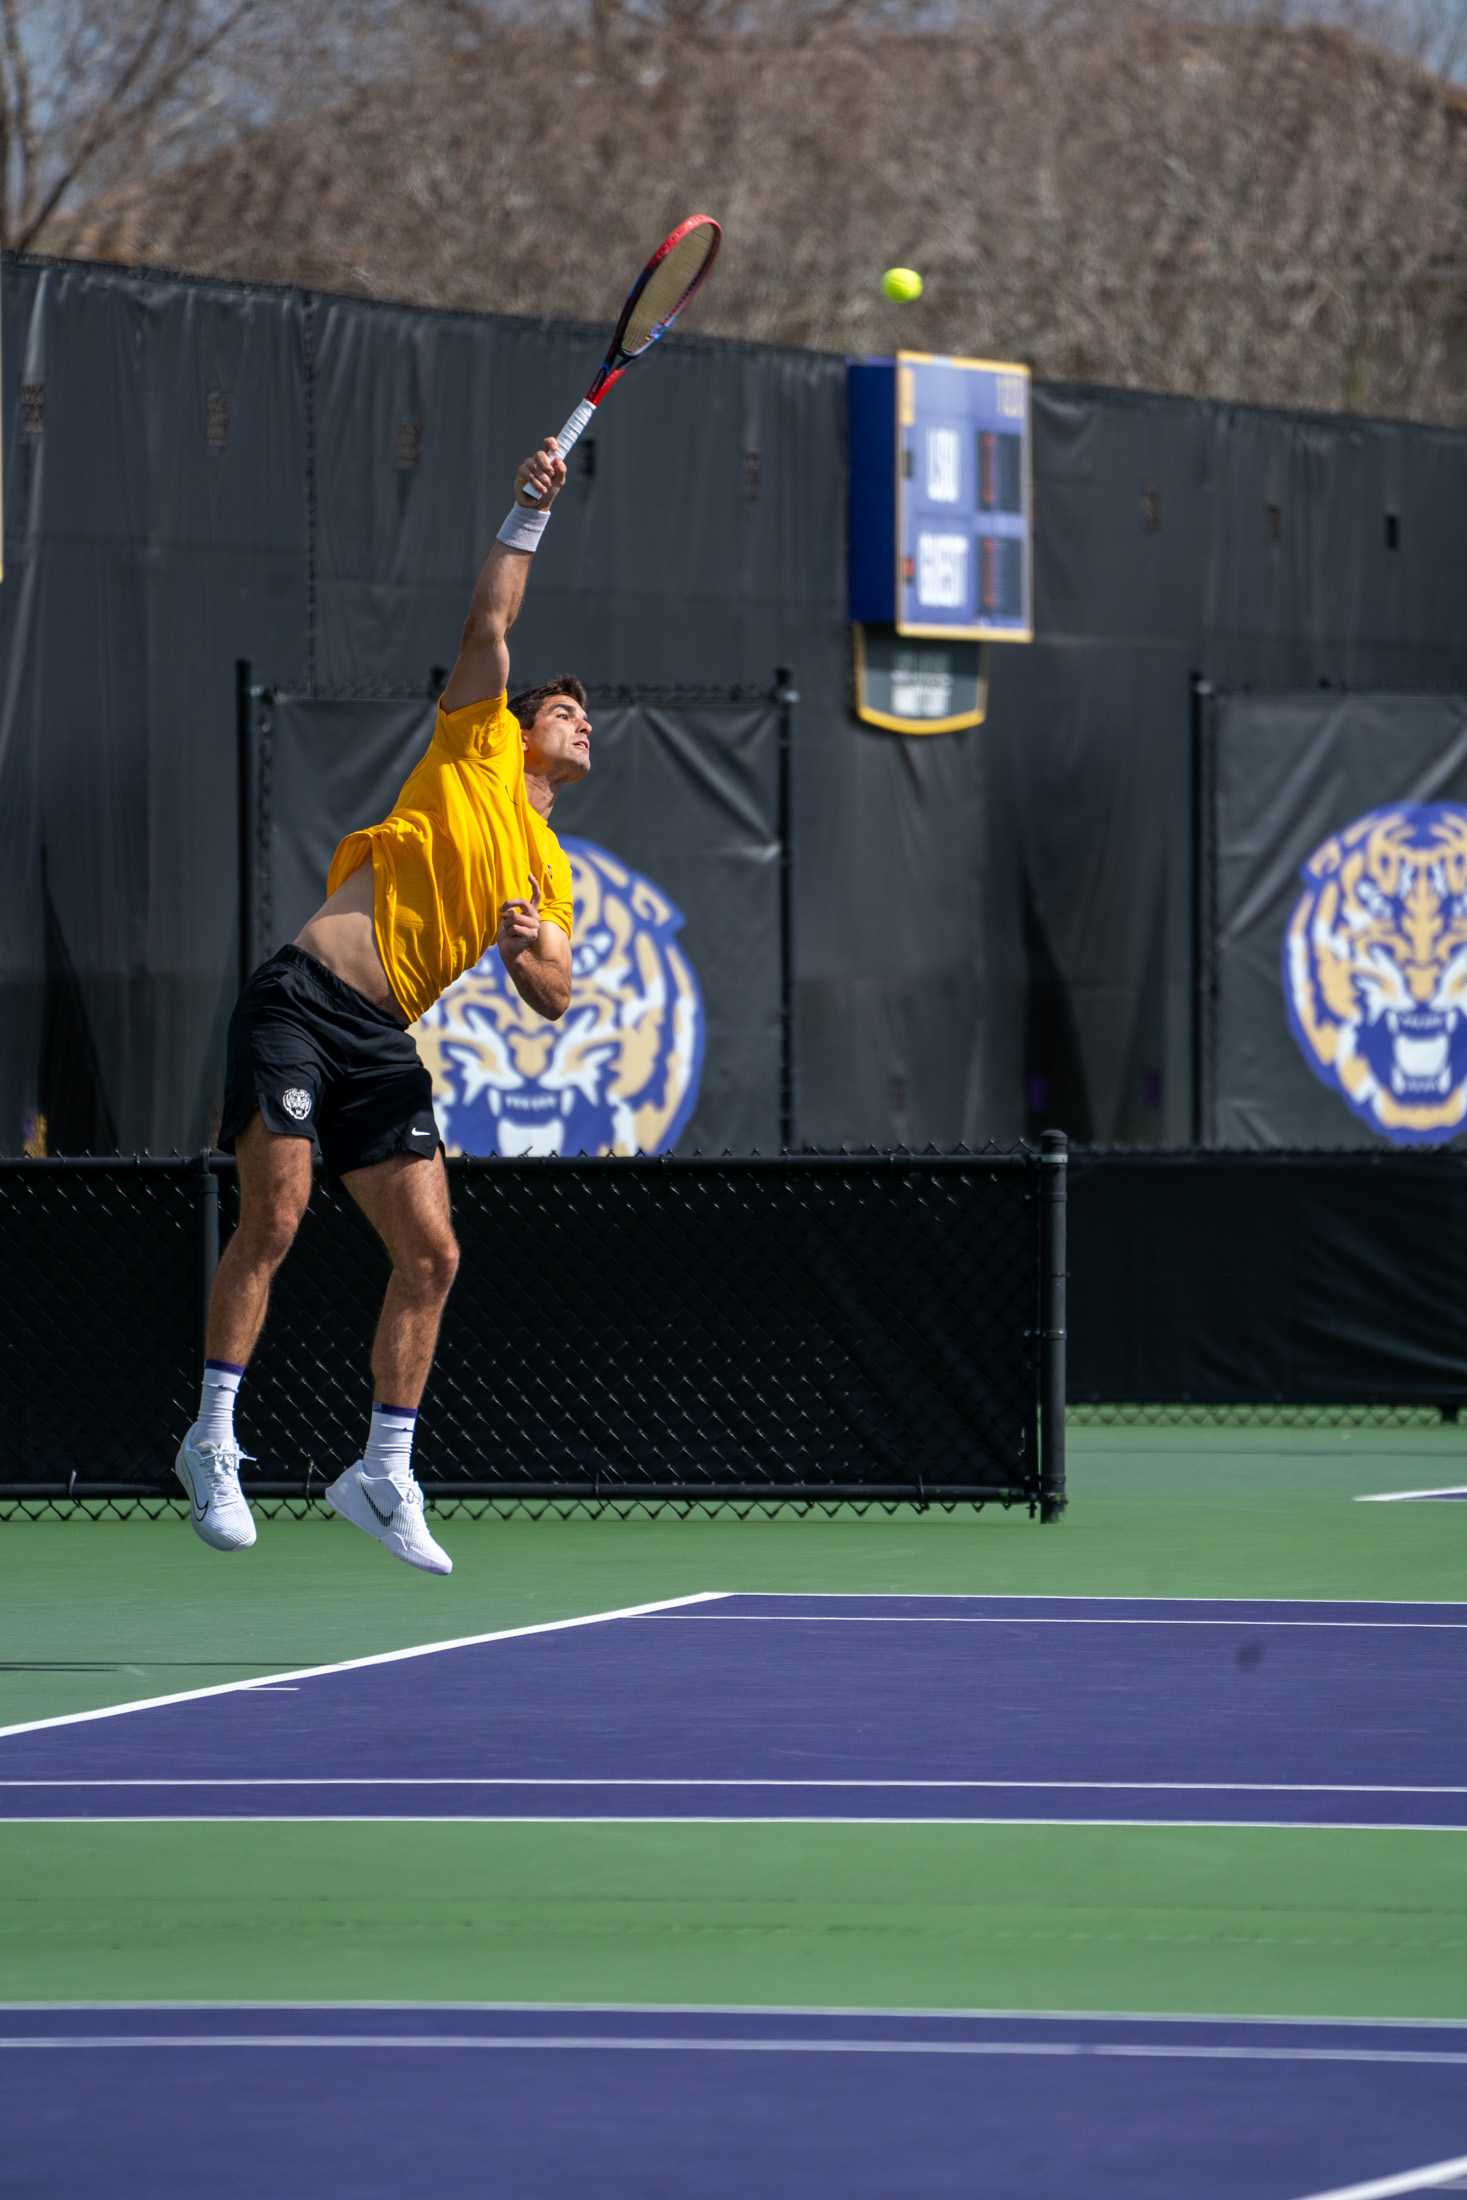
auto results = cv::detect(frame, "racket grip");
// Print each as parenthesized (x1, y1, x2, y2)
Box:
(521, 400, 596, 502)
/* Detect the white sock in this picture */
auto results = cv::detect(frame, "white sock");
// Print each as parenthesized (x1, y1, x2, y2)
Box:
(364, 1404, 417, 1480)
(196, 1361, 243, 1446)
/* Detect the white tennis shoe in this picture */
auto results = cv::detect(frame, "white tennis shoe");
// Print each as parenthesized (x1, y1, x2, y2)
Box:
(175, 1432, 257, 1551)
(325, 1462, 453, 1576)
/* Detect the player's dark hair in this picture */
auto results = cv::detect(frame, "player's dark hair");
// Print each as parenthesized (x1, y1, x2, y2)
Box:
(508, 675, 588, 732)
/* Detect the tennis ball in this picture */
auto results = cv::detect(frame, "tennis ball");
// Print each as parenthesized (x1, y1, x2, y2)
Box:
(882, 267, 923, 303)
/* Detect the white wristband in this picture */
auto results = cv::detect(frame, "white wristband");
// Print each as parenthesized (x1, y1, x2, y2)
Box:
(497, 505, 550, 553)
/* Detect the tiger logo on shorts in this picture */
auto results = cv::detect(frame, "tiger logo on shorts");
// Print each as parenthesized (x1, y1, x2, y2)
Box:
(1284, 804, 1467, 1144)
(414, 837, 705, 1157)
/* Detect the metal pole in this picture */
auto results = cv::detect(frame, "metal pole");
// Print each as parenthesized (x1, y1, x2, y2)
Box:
(1189, 670, 1215, 1147)
(236, 658, 256, 995)
(194, 1150, 220, 1367)
(303, 293, 320, 695)
(774, 666, 798, 1151)
(1037, 1128, 1068, 1521)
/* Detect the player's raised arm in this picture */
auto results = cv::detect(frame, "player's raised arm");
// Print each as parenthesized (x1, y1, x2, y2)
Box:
(441, 439, 568, 713)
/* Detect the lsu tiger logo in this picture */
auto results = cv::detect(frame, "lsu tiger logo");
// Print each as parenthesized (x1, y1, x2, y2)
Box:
(1284, 804, 1467, 1144)
(414, 837, 704, 1157)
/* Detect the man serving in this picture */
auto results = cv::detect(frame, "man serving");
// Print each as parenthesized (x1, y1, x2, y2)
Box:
(175, 436, 590, 1574)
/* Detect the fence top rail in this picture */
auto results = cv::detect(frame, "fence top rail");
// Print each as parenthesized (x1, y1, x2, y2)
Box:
(1070, 1146, 1467, 1168)
(0, 1147, 1042, 1177)
(259, 682, 778, 709)
(9, 1139, 1467, 1176)
(0, 1153, 220, 1173)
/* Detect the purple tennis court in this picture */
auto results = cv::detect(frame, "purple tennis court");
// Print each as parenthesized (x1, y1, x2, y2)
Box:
(4, 2003, 1467, 2199)
(2, 1591, 1465, 1829)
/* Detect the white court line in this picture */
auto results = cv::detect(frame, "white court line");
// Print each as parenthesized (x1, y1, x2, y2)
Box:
(648, 1615, 1467, 1631)
(1288, 2153, 1467, 2200)
(4, 1778, 1465, 1795)
(1356, 1489, 1467, 1504)
(724, 1592, 1467, 1609)
(9, 1816, 1467, 1832)
(4, 2002, 1463, 2030)
(4, 2035, 1467, 2066)
(0, 1592, 731, 1742)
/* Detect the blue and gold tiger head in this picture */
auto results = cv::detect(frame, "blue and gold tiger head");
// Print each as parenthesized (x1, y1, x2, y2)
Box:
(414, 836, 704, 1156)
(1284, 804, 1467, 1144)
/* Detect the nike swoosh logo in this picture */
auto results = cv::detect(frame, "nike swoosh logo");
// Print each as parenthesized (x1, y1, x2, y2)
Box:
(362, 1485, 397, 1526)
(409, 1130, 434, 1140)
(192, 1499, 210, 1522)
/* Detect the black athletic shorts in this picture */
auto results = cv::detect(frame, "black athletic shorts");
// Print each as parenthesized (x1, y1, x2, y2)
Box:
(219, 946, 442, 1177)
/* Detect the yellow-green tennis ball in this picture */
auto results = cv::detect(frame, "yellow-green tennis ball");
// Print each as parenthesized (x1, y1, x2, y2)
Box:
(882, 267, 923, 303)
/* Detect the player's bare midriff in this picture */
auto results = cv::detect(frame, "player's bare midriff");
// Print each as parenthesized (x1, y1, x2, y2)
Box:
(292, 857, 409, 1025)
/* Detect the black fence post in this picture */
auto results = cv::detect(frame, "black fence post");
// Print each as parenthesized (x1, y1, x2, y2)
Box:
(1190, 670, 1216, 1147)
(194, 1151, 220, 1369)
(236, 658, 256, 995)
(774, 666, 798, 1150)
(1037, 1128, 1068, 1521)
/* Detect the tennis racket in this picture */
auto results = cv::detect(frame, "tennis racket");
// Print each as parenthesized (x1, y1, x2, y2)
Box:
(522, 213, 721, 500)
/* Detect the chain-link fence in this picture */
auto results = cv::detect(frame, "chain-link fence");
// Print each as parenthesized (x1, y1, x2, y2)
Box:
(0, 1146, 1066, 1521)
(0, 1159, 209, 1503)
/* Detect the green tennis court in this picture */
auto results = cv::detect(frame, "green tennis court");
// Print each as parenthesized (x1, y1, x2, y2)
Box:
(5, 1426, 1465, 2024)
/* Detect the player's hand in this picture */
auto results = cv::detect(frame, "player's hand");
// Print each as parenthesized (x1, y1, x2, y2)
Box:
(515, 439, 566, 510)
(496, 873, 543, 960)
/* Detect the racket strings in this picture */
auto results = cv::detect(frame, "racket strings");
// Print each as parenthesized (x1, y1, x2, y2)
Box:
(622, 222, 719, 355)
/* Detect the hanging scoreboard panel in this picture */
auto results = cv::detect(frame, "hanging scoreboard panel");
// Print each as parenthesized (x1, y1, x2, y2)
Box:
(848, 351, 1034, 645)
(852, 624, 988, 735)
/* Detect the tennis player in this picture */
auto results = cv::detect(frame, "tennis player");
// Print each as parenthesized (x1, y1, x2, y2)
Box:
(174, 437, 588, 1574)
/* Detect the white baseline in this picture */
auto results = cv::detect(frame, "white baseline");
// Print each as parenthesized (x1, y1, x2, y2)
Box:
(3, 1778, 1465, 1795)
(3, 2036, 1467, 2068)
(0, 1592, 731, 1742)
(1287, 2150, 1467, 2199)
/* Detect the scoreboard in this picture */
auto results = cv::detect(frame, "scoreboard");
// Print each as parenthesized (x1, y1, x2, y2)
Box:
(848, 351, 1033, 644)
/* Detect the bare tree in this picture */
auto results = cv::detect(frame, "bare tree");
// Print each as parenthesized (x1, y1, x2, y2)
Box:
(0, 0, 403, 252)
(2, 0, 257, 251)
(1291, 0, 1467, 76)
(21, 0, 1467, 426)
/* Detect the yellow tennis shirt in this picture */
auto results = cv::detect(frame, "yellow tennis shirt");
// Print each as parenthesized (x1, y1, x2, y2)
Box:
(326, 692, 574, 1023)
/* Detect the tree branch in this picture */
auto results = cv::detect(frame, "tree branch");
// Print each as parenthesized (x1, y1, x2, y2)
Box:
(0, 0, 38, 247)
(17, 0, 263, 253)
